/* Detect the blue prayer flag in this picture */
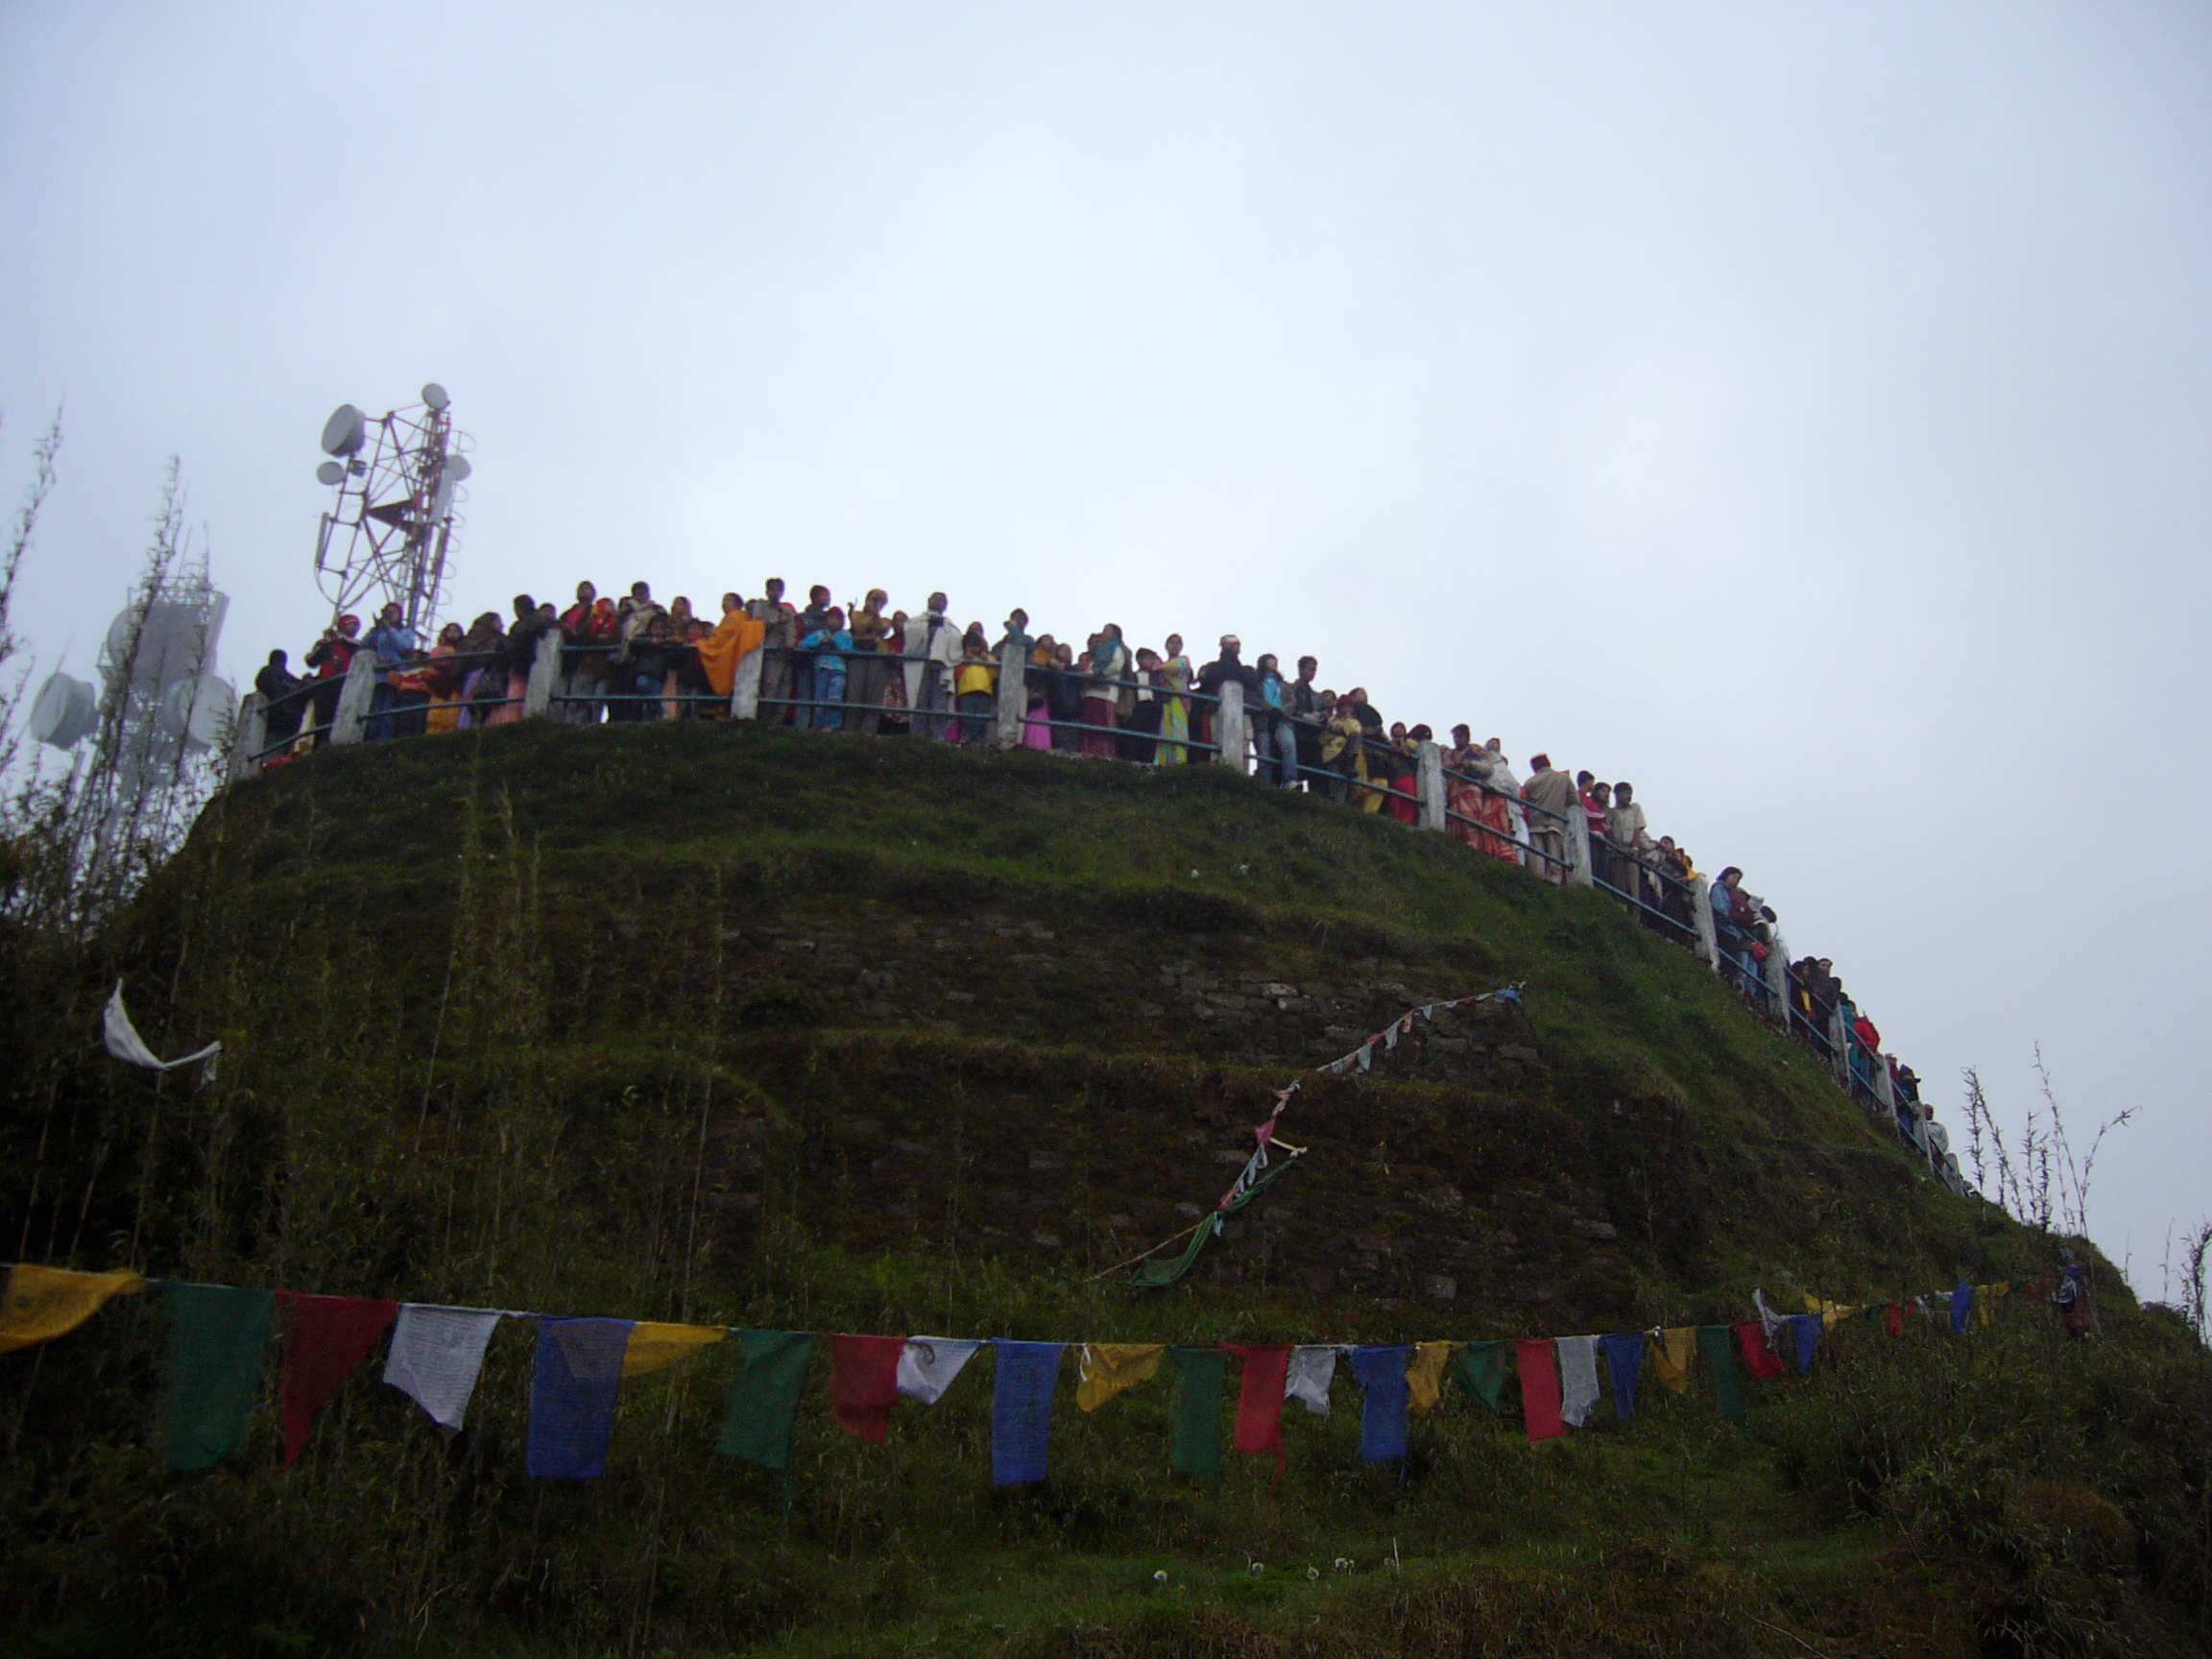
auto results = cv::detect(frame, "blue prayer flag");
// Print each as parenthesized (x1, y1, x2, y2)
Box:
(991, 1341, 1063, 1485)
(1790, 1313, 1819, 1373)
(1600, 1333, 1644, 1420)
(528, 1316, 632, 1479)
(1951, 1281, 1972, 1335)
(1348, 1345, 1411, 1462)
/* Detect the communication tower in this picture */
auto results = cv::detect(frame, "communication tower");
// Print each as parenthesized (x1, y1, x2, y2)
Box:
(311, 383, 472, 632)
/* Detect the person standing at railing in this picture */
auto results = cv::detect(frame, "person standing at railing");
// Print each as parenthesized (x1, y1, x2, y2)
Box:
(745, 580, 797, 725)
(1196, 637, 1258, 764)
(1320, 694, 1365, 803)
(455, 612, 504, 727)
(803, 608, 854, 731)
(1288, 657, 1324, 788)
(1606, 782, 1652, 912)
(904, 593, 960, 742)
(487, 595, 546, 728)
(1252, 654, 1297, 786)
(1044, 640, 1084, 751)
(556, 582, 602, 725)
(361, 602, 421, 741)
(1382, 724, 1419, 823)
(255, 650, 303, 755)
(1156, 635, 1192, 764)
(950, 627, 999, 745)
(422, 622, 466, 734)
(1521, 755, 1575, 883)
(844, 590, 892, 734)
(697, 592, 763, 715)
(303, 613, 360, 744)
(794, 586, 833, 723)
(1445, 726, 1509, 858)
(1077, 633, 1124, 757)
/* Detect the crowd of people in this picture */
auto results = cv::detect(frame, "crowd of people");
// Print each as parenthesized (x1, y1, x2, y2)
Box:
(242, 574, 1956, 1187)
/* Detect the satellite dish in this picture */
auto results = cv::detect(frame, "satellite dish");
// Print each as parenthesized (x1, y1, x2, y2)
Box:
(29, 672, 98, 750)
(156, 672, 234, 752)
(316, 460, 346, 487)
(421, 382, 449, 412)
(445, 454, 471, 482)
(1927, 1121, 1950, 1155)
(322, 404, 368, 457)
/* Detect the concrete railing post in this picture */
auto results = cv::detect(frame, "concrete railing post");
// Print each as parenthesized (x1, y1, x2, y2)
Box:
(524, 630, 563, 720)
(1214, 681, 1247, 771)
(1415, 741, 1446, 831)
(229, 690, 266, 781)
(1690, 876, 1719, 968)
(1873, 1049, 1898, 1118)
(993, 641, 1026, 750)
(330, 647, 376, 746)
(1826, 1003, 1852, 1089)
(1564, 800, 1594, 887)
(1764, 929, 1791, 1013)
(730, 643, 763, 721)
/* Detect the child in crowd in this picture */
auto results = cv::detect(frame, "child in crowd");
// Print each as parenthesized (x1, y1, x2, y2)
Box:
(802, 607, 854, 731)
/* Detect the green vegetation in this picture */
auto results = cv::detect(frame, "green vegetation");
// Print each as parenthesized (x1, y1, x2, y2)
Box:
(3, 721, 2206, 1655)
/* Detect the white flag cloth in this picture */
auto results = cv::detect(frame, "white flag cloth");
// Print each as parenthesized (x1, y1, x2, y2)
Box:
(897, 1335, 981, 1405)
(1284, 1344, 1343, 1416)
(1556, 1335, 1601, 1429)
(383, 1305, 503, 1430)
(1752, 1288, 1789, 1349)
(103, 981, 221, 1085)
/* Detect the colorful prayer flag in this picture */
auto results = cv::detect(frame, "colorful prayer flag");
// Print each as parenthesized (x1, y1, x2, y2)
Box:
(1600, 1333, 1644, 1420)
(621, 1321, 724, 1378)
(527, 1317, 631, 1479)
(1697, 1325, 1745, 1425)
(1074, 1343, 1163, 1412)
(160, 1283, 275, 1471)
(898, 1335, 982, 1405)
(991, 1341, 1062, 1485)
(276, 1291, 397, 1468)
(1735, 1320, 1785, 1381)
(1349, 1345, 1412, 1462)
(1453, 1340, 1510, 1413)
(1951, 1281, 1972, 1334)
(383, 1305, 502, 1431)
(829, 1334, 905, 1442)
(1284, 1344, 1342, 1416)
(1407, 1340, 1455, 1417)
(1648, 1326, 1695, 1394)
(1555, 1335, 1600, 1429)
(0, 1263, 145, 1354)
(1514, 1338, 1565, 1444)
(1789, 1313, 1819, 1374)
(1227, 1344, 1290, 1470)
(1166, 1347, 1226, 1477)
(717, 1330, 814, 1469)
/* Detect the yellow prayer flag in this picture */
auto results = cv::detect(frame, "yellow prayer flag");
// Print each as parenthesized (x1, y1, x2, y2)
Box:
(0, 1263, 147, 1354)
(1648, 1326, 1695, 1394)
(621, 1321, 726, 1378)
(1075, 1343, 1163, 1412)
(1407, 1340, 1456, 1417)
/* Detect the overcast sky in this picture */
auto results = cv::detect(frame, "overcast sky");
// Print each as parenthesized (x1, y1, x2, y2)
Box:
(4, 4, 2206, 1294)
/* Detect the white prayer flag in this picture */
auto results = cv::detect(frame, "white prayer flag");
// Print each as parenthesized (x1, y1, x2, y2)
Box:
(897, 1335, 981, 1405)
(1556, 1335, 1600, 1428)
(103, 981, 221, 1085)
(1284, 1344, 1343, 1416)
(383, 1305, 502, 1430)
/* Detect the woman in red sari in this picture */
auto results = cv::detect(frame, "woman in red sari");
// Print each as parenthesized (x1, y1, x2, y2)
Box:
(1445, 724, 1520, 862)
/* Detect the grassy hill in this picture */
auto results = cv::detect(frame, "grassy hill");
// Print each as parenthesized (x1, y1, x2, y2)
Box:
(3, 720, 2206, 1657)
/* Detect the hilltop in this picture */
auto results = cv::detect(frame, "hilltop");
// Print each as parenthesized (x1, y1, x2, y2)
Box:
(3, 721, 2206, 1657)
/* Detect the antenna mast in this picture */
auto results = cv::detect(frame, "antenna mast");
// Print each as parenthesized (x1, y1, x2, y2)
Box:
(310, 383, 472, 633)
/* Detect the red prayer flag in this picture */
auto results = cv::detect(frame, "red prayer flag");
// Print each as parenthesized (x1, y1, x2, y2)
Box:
(1735, 1320, 1786, 1380)
(1885, 1303, 1904, 1339)
(829, 1334, 905, 1441)
(1515, 1338, 1565, 1443)
(277, 1291, 398, 1468)
(1225, 1343, 1291, 1471)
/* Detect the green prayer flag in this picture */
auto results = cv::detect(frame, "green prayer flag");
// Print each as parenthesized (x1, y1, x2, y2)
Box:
(1454, 1339, 1511, 1412)
(1166, 1346, 1226, 1477)
(1130, 1214, 1222, 1289)
(717, 1330, 815, 1469)
(1695, 1324, 1744, 1426)
(160, 1283, 275, 1471)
